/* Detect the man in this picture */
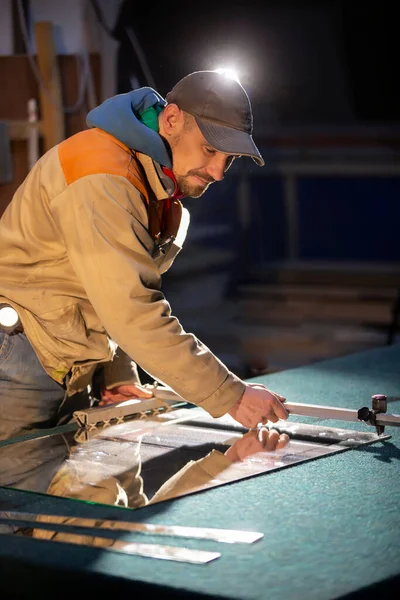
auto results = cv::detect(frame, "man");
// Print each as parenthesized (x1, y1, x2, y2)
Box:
(0, 70, 289, 441)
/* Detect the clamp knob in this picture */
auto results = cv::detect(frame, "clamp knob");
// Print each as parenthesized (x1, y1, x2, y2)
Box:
(357, 406, 372, 423)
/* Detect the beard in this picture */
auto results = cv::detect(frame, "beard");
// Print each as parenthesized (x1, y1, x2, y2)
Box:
(175, 170, 214, 198)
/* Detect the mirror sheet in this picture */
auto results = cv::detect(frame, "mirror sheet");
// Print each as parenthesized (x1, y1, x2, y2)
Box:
(0, 406, 384, 510)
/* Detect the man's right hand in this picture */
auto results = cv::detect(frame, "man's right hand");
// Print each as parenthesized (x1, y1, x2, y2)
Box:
(228, 383, 288, 428)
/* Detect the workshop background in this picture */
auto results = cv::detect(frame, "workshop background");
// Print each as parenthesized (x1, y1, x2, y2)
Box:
(1, 0, 399, 380)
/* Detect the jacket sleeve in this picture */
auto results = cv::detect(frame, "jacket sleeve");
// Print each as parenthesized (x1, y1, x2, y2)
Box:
(102, 347, 141, 389)
(149, 450, 232, 504)
(50, 173, 245, 417)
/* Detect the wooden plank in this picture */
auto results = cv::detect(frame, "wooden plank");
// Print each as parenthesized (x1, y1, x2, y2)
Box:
(0, 54, 101, 137)
(34, 21, 65, 152)
(0, 56, 37, 120)
(7, 119, 44, 141)
(0, 54, 101, 217)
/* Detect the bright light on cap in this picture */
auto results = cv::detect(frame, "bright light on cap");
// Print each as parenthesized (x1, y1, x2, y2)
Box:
(214, 68, 240, 83)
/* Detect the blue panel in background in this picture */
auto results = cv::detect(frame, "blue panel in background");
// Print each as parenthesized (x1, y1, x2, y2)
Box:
(249, 176, 286, 264)
(298, 177, 400, 261)
(183, 173, 286, 262)
(183, 177, 238, 252)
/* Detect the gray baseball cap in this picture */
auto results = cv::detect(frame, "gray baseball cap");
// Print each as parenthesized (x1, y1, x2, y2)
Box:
(165, 71, 264, 166)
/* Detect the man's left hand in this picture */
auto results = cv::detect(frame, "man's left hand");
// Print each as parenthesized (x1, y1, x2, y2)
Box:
(99, 383, 153, 406)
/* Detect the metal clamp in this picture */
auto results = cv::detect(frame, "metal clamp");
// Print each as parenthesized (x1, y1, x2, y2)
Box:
(357, 394, 388, 435)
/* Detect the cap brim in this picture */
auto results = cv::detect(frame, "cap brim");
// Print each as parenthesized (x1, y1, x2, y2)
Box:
(195, 117, 264, 166)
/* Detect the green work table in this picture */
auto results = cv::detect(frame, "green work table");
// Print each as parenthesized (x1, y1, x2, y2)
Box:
(1, 344, 399, 599)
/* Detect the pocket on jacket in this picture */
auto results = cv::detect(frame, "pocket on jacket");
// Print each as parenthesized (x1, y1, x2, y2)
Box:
(37, 303, 84, 335)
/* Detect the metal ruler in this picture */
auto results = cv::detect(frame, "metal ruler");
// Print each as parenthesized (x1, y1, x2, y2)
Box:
(284, 401, 400, 428)
(0, 527, 219, 564)
(73, 394, 183, 429)
(0, 510, 263, 544)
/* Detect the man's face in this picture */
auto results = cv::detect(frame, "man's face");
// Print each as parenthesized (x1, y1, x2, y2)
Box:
(159, 106, 235, 198)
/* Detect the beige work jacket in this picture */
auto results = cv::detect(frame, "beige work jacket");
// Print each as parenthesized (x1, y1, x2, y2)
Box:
(0, 128, 245, 416)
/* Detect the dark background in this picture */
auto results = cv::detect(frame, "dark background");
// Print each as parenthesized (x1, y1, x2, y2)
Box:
(113, 0, 400, 125)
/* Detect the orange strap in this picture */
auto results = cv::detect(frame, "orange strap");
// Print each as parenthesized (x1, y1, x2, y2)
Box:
(59, 128, 149, 203)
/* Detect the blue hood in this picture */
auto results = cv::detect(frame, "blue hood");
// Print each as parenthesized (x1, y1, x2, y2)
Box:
(86, 87, 172, 168)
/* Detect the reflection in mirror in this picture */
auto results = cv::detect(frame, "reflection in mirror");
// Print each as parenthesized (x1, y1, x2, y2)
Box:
(0, 402, 389, 549)
(0, 409, 291, 510)
(0, 410, 290, 543)
(2, 404, 380, 528)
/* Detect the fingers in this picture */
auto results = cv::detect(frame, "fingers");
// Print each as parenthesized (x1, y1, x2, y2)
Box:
(263, 428, 280, 451)
(271, 395, 289, 421)
(131, 385, 154, 398)
(260, 398, 288, 425)
(276, 433, 290, 449)
(248, 383, 286, 403)
(100, 385, 153, 406)
(229, 385, 289, 429)
(259, 427, 290, 451)
(98, 397, 122, 406)
(247, 384, 288, 421)
(117, 385, 153, 398)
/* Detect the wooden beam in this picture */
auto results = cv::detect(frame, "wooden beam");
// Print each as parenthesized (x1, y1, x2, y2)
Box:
(34, 21, 65, 152)
(7, 119, 44, 141)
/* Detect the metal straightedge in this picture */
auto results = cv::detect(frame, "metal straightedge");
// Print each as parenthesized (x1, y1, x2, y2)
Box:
(73, 386, 184, 430)
(285, 393, 399, 436)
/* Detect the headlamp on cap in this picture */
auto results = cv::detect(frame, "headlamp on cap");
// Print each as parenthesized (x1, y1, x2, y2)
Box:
(213, 68, 240, 83)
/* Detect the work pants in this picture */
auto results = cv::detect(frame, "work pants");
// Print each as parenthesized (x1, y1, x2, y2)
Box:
(0, 330, 90, 441)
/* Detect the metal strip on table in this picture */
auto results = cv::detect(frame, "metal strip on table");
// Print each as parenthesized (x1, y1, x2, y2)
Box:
(0, 511, 263, 544)
(0, 527, 220, 564)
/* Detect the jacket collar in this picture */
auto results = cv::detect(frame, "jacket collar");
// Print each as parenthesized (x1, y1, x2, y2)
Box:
(136, 152, 184, 202)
